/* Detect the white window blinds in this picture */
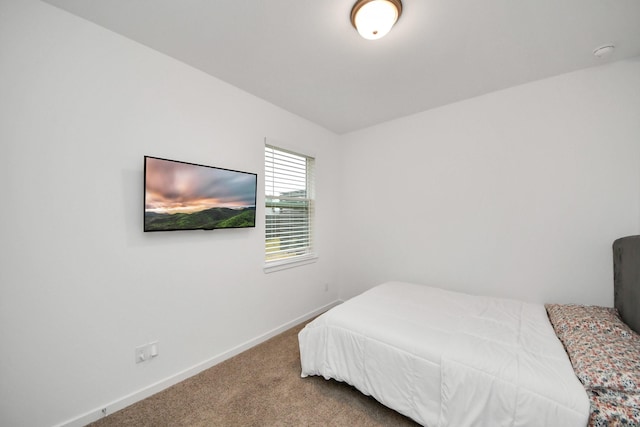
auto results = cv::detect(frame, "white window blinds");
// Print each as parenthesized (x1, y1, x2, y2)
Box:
(265, 144, 315, 264)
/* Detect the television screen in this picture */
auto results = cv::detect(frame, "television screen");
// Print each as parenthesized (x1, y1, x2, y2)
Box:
(144, 156, 257, 232)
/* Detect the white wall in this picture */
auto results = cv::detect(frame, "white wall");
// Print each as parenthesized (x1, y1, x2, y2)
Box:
(0, 1, 340, 426)
(338, 57, 640, 305)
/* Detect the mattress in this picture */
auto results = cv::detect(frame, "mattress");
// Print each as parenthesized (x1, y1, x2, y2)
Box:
(299, 281, 590, 427)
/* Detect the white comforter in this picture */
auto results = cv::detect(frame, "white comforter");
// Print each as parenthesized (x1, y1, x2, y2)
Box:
(299, 282, 590, 427)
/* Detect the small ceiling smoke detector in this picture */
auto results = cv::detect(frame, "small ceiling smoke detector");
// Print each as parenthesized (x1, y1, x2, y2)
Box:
(593, 44, 615, 59)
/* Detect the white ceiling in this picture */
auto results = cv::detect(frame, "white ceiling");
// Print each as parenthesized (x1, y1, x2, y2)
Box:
(42, 0, 640, 134)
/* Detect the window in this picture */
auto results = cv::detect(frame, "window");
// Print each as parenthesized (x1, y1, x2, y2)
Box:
(264, 144, 315, 270)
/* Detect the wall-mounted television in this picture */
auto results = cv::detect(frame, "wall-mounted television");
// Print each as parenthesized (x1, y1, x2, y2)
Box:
(144, 156, 257, 232)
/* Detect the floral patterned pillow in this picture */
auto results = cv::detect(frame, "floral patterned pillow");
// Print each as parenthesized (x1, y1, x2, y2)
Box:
(546, 304, 633, 341)
(546, 304, 640, 393)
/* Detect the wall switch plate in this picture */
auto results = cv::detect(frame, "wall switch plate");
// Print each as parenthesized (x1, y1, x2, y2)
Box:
(135, 341, 158, 364)
(150, 342, 159, 357)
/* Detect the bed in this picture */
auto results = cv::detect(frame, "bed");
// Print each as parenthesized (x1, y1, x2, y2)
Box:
(298, 236, 640, 426)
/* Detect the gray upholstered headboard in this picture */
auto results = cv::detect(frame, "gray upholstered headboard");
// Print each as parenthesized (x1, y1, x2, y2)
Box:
(613, 235, 640, 334)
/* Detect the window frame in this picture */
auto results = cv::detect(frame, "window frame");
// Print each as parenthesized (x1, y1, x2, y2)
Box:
(263, 143, 317, 273)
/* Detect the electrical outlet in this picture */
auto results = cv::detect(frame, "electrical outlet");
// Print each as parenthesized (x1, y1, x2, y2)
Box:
(324, 283, 329, 292)
(135, 345, 149, 363)
(135, 341, 159, 364)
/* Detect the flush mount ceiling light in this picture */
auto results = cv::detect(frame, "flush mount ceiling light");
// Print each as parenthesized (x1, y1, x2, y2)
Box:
(351, 0, 403, 40)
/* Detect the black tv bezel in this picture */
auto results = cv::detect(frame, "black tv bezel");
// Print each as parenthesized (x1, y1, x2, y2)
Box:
(143, 155, 257, 232)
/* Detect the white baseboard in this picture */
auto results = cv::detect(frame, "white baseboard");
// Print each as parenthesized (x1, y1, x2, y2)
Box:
(55, 300, 341, 427)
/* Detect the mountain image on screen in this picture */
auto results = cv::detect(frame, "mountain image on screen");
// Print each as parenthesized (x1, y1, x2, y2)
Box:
(144, 207, 256, 231)
(144, 156, 257, 232)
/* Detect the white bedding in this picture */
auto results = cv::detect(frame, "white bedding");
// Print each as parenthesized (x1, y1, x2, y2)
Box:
(298, 281, 590, 427)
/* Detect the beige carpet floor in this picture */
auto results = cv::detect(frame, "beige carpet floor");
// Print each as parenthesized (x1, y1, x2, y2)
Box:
(89, 320, 419, 426)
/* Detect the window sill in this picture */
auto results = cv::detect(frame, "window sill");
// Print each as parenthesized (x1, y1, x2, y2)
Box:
(263, 254, 318, 273)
